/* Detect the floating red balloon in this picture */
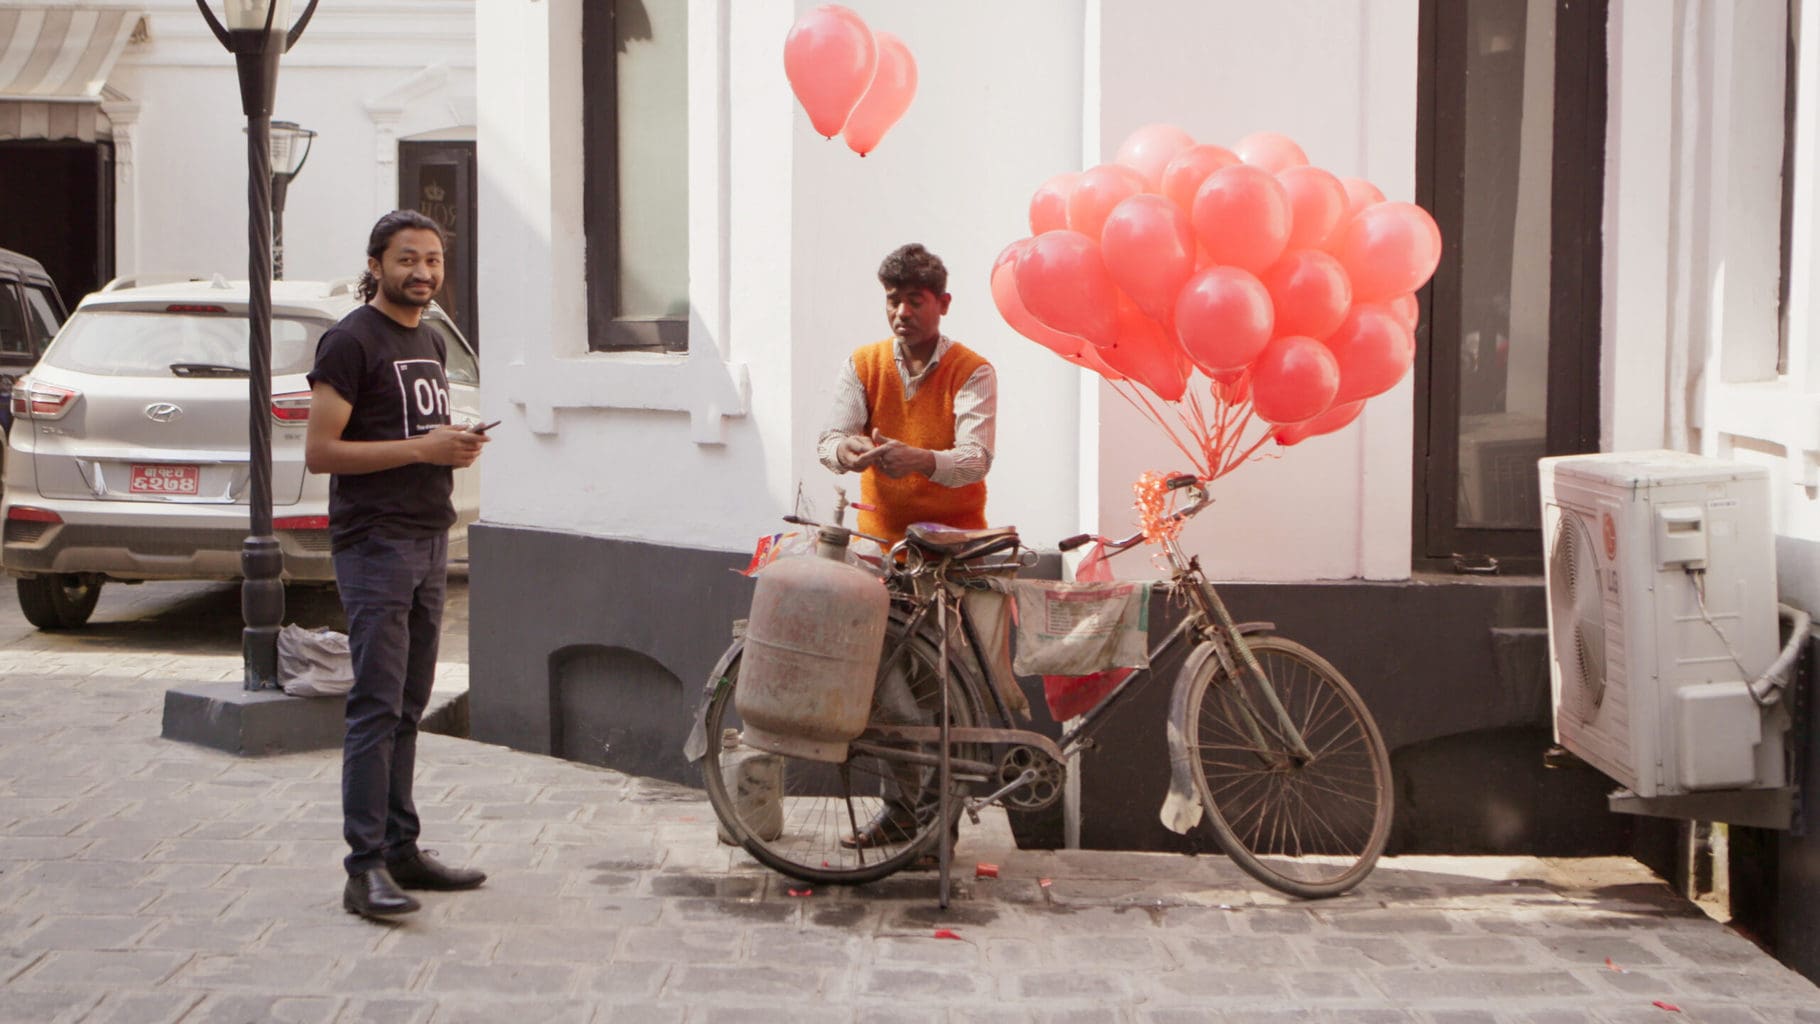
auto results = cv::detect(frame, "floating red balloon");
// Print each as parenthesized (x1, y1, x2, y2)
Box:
(1234, 131, 1309, 175)
(1113, 124, 1196, 192)
(1015, 230, 1122, 350)
(1067, 165, 1144, 242)
(1336, 201, 1442, 302)
(1249, 335, 1341, 425)
(1277, 166, 1348, 251)
(1191, 165, 1292, 274)
(1029, 173, 1076, 236)
(1174, 266, 1274, 374)
(841, 31, 917, 156)
(1099, 307, 1188, 401)
(783, 6, 877, 139)
(1100, 194, 1196, 325)
(991, 241, 1085, 360)
(1323, 304, 1416, 403)
(1261, 249, 1352, 341)
(1161, 144, 1240, 216)
(1274, 400, 1364, 446)
(1386, 292, 1420, 330)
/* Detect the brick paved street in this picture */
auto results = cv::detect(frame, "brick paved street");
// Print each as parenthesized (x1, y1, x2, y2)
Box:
(1, 580, 1817, 1022)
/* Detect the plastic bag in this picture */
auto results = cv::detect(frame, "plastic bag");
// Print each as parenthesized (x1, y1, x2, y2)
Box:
(277, 624, 355, 698)
(1036, 542, 1141, 721)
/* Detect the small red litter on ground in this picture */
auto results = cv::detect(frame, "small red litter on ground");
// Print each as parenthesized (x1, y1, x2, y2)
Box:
(975, 863, 999, 879)
(933, 929, 961, 940)
(1038, 878, 1053, 888)
(1605, 958, 1628, 973)
(786, 887, 812, 897)
(1652, 1001, 1681, 1013)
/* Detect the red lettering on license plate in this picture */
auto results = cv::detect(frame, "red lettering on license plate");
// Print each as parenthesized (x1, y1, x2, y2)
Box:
(129, 464, 200, 495)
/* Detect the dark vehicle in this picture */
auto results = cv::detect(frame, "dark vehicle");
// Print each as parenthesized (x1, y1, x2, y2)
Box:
(0, 248, 68, 434)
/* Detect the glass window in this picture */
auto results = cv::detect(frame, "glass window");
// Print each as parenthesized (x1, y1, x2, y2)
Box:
(22, 286, 63, 352)
(585, 0, 690, 351)
(1453, 0, 1553, 530)
(41, 311, 326, 377)
(0, 285, 28, 356)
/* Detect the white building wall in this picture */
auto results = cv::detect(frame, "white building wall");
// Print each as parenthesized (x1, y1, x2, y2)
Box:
(104, 1, 475, 285)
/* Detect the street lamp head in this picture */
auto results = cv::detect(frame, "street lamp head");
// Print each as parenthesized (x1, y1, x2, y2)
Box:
(268, 121, 317, 181)
(224, 0, 289, 32)
(196, 0, 319, 117)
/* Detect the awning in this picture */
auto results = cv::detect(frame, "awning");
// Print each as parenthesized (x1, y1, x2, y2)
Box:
(0, 5, 142, 102)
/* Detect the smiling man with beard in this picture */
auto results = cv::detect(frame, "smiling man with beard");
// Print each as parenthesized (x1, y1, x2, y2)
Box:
(305, 210, 490, 919)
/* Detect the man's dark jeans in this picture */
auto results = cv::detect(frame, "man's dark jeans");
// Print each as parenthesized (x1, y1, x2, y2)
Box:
(335, 532, 447, 877)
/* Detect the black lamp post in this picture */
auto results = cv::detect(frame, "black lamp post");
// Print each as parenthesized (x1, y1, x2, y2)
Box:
(253, 120, 316, 280)
(196, 0, 320, 691)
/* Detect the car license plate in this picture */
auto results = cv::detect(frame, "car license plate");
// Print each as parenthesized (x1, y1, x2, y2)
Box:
(129, 463, 200, 495)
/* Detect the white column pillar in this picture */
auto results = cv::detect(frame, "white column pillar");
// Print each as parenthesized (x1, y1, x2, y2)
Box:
(100, 96, 141, 278)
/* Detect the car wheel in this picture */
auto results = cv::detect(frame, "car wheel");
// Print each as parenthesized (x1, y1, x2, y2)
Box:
(16, 574, 102, 630)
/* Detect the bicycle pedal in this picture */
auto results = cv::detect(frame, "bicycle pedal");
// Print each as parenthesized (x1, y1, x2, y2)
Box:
(965, 807, 981, 825)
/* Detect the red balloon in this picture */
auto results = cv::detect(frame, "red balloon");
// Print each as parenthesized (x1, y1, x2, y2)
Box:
(1336, 201, 1442, 301)
(1261, 249, 1353, 341)
(1327, 179, 1387, 252)
(1387, 292, 1420, 330)
(1029, 172, 1076, 236)
(1015, 230, 1122, 349)
(1100, 194, 1196, 324)
(1066, 164, 1144, 242)
(841, 30, 917, 156)
(1234, 131, 1309, 174)
(991, 241, 1085, 359)
(1191, 165, 1292, 274)
(1065, 345, 1126, 382)
(1174, 266, 1274, 374)
(782, 6, 877, 138)
(1277, 166, 1348, 250)
(1274, 400, 1364, 446)
(1249, 335, 1341, 425)
(1113, 123, 1196, 192)
(1161, 144, 1240, 215)
(1100, 307, 1188, 402)
(1323, 304, 1416, 403)
(1211, 370, 1250, 406)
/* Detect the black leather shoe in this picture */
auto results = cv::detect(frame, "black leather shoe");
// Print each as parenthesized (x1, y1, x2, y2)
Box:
(387, 850, 487, 891)
(343, 867, 420, 919)
(840, 801, 925, 849)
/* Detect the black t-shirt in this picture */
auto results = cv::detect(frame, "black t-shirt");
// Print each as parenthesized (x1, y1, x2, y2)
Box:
(306, 304, 455, 552)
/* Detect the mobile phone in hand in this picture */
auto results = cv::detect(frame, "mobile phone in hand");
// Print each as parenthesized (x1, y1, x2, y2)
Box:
(469, 420, 502, 435)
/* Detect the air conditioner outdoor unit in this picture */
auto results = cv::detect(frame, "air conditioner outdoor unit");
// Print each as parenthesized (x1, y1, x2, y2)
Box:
(1539, 451, 1790, 811)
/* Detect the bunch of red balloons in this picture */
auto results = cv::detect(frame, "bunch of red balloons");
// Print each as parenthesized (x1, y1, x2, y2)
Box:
(783, 5, 918, 157)
(993, 125, 1440, 451)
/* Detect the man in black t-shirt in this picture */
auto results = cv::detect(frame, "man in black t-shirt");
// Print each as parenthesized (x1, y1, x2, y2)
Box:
(305, 210, 490, 920)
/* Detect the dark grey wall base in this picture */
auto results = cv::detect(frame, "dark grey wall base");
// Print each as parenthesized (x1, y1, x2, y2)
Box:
(161, 682, 345, 755)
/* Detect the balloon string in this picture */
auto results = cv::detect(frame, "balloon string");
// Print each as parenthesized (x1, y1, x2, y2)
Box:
(1213, 408, 1258, 478)
(1217, 421, 1274, 479)
(1111, 381, 1207, 476)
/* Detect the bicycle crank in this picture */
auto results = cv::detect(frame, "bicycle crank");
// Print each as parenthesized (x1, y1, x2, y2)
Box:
(991, 744, 1067, 812)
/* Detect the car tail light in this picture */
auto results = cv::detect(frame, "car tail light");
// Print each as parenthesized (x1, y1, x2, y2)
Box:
(273, 515, 329, 531)
(166, 304, 229, 313)
(9, 378, 78, 420)
(272, 390, 311, 423)
(6, 506, 62, 524)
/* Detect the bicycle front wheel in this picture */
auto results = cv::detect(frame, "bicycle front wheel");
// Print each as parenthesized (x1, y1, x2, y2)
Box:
(1182, 635, 1393, 898)
(700, 618, 982, 886)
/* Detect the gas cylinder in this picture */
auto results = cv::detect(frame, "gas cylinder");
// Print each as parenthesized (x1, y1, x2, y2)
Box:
(735, 527, 889, 762)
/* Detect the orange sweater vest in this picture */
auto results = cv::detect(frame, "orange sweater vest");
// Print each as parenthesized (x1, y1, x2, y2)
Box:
(851, 339, 989, 544)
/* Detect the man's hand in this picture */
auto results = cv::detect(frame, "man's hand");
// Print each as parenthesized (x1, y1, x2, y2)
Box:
(419, 424, 489, 468)
(865, 429, 937, 479)
(835, 434, 877, 472)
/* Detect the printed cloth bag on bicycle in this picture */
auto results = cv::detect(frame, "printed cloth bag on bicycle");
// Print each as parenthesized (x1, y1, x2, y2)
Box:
(1010, 542, 1151, 717)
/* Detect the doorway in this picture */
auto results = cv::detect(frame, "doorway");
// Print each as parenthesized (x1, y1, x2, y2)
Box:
(0, 139, 114, 305)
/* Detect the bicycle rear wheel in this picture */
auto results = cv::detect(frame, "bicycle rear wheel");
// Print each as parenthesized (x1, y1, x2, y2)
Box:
(1182, 635, 1393, 898)
(700, 618, 982, 886)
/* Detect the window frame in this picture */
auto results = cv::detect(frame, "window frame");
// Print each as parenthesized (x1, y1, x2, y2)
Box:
(1412, 0, 1606, 574)
(581, 0, 690, 353)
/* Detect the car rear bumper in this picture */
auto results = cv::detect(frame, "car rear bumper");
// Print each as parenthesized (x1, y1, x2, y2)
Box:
(1, 506, 333, 582)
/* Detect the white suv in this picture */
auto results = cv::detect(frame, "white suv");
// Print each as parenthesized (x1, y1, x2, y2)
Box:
(1, 276, 482, 629)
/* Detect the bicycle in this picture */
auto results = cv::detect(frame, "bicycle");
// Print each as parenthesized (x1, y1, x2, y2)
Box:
(689, 475, 1394, 905)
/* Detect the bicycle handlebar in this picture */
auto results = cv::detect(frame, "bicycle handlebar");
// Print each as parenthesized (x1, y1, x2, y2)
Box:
(1060, 476, 1213, 558)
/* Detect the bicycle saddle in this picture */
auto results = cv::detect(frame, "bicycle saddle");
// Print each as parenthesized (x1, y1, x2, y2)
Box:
(904, 523, 1020, 560)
